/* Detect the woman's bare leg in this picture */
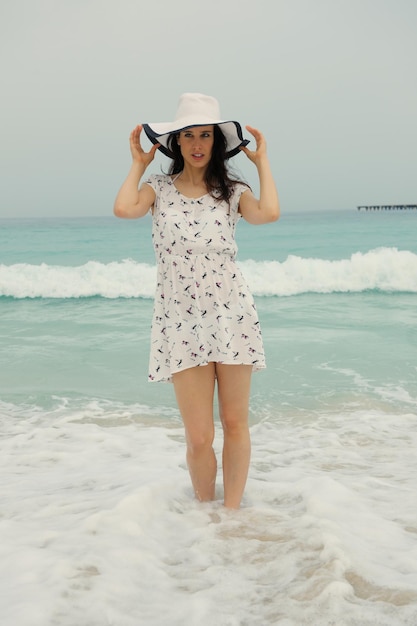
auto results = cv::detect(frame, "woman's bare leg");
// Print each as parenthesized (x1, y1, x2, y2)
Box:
(172, 364, 217, 502)
(216, 364, 252, 509)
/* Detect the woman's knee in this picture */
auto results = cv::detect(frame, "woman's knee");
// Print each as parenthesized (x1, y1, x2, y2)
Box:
(220, 410, 249, 437)
(186, 427, 215, 456)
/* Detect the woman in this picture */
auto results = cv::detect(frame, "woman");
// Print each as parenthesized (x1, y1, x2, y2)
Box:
(114, 93, 279, 509)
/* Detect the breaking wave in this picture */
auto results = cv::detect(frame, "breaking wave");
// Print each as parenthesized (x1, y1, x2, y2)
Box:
(1, 248, 416, 299)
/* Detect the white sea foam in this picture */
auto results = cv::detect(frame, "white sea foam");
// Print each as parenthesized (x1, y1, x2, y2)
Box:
(0, 259, 157, 299)
(1, 247, 417, 299)
(1, 398, 417, 625)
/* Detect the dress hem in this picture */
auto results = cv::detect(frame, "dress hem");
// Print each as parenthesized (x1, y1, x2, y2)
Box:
(148, 360, 266, 384)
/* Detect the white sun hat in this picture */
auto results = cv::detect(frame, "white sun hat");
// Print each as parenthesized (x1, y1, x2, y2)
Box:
(143, 93, 249, 159)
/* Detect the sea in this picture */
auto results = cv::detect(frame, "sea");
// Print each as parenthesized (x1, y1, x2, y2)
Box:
(1, 208, 417, 626)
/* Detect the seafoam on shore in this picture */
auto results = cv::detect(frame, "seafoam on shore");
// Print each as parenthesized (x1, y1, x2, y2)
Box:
(1, 397, 417, 626)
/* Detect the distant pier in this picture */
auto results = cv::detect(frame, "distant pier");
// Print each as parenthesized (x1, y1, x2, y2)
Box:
(357, 204, 417, 211)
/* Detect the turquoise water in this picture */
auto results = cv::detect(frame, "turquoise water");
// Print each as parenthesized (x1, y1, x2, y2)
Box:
(1, 211, 416, 412)
(2, 209, 416, 265)
(1, 211, 417, 625)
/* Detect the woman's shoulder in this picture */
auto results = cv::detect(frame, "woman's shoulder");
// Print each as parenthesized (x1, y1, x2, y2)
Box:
(143, 173, 171, 192)
(232, 179, 250, 190)
(230, 179, 250, 200)
(144, 172, 170, 184)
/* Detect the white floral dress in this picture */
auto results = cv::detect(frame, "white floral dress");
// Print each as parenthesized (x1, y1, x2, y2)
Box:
(144, 174, 266, 382)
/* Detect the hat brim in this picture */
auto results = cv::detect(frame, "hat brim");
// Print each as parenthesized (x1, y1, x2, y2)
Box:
(142, 120, 249, 159)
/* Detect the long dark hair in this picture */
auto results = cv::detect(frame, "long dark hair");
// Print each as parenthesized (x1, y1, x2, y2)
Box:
(166, 125, 247, 204)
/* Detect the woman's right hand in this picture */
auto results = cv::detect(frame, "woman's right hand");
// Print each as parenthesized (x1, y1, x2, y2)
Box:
(129, 125, 160, 167)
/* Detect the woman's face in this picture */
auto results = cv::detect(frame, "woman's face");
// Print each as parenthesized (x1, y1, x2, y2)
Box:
(177, 125, 214, 168)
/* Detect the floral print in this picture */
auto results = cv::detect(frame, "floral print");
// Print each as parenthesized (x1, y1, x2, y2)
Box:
(144, 174, 266, 382)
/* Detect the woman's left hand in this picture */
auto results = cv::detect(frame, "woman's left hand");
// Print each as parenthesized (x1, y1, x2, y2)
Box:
(240, 126, 268, 164)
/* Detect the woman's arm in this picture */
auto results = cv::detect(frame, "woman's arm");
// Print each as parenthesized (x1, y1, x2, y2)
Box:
(113, 125, 159, 219)
(238, 126, 280, 225)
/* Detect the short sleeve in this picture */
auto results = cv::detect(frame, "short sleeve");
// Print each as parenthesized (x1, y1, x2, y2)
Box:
(143, 173, 162, 195)
(230, 182, 250, 225)
(234, 182, 249, 202)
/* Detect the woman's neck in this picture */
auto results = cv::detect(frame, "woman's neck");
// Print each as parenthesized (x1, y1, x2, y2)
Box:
(178, 164, 207, 186)
(172, 166, 209, 198)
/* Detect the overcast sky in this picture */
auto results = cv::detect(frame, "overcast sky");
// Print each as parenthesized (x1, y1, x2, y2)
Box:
(1, 0, 416, 218)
